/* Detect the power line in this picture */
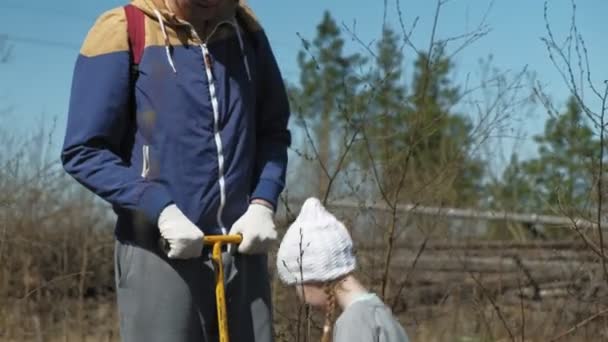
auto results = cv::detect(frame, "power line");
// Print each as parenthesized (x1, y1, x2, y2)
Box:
(3, 34, 79, 51)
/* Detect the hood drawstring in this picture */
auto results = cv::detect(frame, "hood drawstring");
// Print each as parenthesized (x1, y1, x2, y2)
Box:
(192, 19, 252, 83)
(152, 8, 250, 80)
(154, 9, 177, 73)
(233, 18, 252, 82)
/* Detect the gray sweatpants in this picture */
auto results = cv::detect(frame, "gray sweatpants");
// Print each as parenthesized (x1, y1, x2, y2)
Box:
(114, 238, 273, 342)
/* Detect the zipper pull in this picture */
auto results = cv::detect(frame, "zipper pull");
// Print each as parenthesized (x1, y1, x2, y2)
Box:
(204, 51, 213, 69)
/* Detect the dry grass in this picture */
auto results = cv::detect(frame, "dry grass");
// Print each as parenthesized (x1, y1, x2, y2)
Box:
(1, 129, 607, 342)
(3, 285, 607, 341)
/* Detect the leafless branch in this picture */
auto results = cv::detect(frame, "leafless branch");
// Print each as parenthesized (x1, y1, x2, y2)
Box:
(18, 272, 93, 300)
(549, 307, 608, 341)
(394, 0, 420, 54)
(542, 0, 608, 282)
(468, 271, 516, 342)
(517, 276, 526, 342)
(390, 236, 429, 310)
(298, 113, 332, 183)
(381, 158, 411, 299)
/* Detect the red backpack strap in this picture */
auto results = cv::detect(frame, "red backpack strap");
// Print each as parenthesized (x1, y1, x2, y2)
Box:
(124, 4, 145, 66)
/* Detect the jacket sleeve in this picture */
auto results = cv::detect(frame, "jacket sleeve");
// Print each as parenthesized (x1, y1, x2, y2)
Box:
(250, 29, 292, 209)
(61, 8, 173, 223)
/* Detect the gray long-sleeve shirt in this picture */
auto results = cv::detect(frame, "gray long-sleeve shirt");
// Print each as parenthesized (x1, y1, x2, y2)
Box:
(333, 294, 410, 342)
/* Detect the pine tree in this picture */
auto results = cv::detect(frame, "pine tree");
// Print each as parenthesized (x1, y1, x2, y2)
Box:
(491, 96, 598, 214)
(290, 11, 364, 198)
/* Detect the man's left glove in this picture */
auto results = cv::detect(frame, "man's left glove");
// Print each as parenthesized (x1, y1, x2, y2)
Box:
(230, 203, 278, 254)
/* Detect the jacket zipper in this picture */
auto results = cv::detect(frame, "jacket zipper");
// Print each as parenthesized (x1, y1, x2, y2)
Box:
(188, 22, 241, 234)
(200, 42, 227, 234)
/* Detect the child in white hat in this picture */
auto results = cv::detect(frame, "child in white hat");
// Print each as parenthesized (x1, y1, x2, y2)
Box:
(276, 197, 410, 342)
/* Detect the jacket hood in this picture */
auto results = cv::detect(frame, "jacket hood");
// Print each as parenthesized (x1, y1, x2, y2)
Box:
(131, 0, 261, 33)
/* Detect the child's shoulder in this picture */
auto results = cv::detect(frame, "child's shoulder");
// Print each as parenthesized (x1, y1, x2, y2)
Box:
(343, 294, 384, 313)
(335, 294, 410, 342)
(336, 293, 390, 324)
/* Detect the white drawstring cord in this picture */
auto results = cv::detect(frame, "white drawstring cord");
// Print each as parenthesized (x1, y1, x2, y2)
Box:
(232, 18, 252, 82)
(152, 7, 249, 79)
(154, 9, 177, 73)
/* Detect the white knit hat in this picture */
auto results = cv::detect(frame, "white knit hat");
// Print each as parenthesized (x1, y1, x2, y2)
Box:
(276, 197, 356, 285)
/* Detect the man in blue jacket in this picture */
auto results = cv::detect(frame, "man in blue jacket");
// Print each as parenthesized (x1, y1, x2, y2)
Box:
(61, 0, 290, 341)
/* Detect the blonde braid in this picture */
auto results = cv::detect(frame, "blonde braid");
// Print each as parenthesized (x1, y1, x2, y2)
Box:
(321, 281, 338, 342)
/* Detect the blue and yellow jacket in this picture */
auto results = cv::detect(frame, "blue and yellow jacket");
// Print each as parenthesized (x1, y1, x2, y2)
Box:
(61, 0, 291, 237)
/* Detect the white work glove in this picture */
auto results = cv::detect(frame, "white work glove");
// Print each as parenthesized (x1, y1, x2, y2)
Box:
(157, 204, 204, 259)
(230, 203, 278, 254)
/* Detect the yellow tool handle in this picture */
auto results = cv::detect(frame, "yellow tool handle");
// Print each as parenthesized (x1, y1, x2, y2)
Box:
(158, 234, 241, 342)
(207, 235, 241, 342)
(204, 234, 242, 245)
(159, 234, 242, 255)
(211, 242, 229, 342)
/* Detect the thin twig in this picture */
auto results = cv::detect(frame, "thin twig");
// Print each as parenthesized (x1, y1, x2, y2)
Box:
(299, 114, 332, 182)
(390, 236, 429, 310)
(542, 1, 598, 121)
(322, 76, 366, 204)
(597, 87, 607, 281)
(544, 0, 608, 282)
(513, 255, 541, 300)
(394, 0, 419, 53)
(19, 272, 92, 300)
(381, 151, 412, 299)
(323, 130, 359, 204)
(298, 227, 306, 342)
(468, 271, 516, 342)
(77, 226, 91, 339)
(426, 0, 443, 65)
(517, 275, 526, 342)
(549, 307, 608, 341)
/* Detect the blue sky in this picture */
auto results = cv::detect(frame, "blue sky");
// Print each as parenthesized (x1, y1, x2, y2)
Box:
(0, 0, 606, 168)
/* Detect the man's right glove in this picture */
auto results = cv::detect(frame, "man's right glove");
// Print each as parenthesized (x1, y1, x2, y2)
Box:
(157, 204, 204, 259)
(229, 203, 278, 254)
